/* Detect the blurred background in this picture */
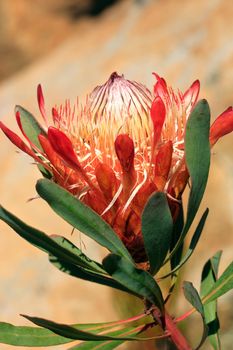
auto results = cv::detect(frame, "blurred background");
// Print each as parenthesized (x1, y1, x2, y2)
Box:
(0, 0, 233, 349)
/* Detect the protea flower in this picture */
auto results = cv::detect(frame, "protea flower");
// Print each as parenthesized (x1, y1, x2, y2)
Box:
(1, 72, 233, 263)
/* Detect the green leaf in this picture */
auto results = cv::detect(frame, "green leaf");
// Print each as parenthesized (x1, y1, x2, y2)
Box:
(69, 339, 122, 349)
(68, 327, 139, 350)
(37, 163, 52, 179)
(103, 254, 164, 313)
(183, 281, 205, 315)
(142, 192, 173, 275)
(164, 205, 184, 304)
(15, 105, 46, 150)
(164, 209, 208, 304)
(0, 322, 73, 346)
(170, 203, 184, 271)
(0, 314, 147, 347)
(49, 255, 137, 295)
(69, 341, 122, 350)
(161, 208, 209, 279)
(15, 105, 51, 178)
(0, 206, 134, 294)
(183, 281, 208, 349)
(169, 100, 211, 260)
(36, 179, 132, 262)
(201, 251, 222, 350)
(211, 253, 222, 277)
(50, 235, 105, 274)
(22, 315, 156, 342)
(203, 260, 233, 305)
(0, 205, 100, 270)
(185, 99, 210, 231)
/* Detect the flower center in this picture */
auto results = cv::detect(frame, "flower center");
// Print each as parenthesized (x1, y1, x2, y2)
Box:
(53, 73, 154, 185)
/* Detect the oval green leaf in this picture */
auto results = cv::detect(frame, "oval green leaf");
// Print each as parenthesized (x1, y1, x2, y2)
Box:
(142, 192, 173, 275)
(15, 105, 46, 150)
(183, 281, 208, 349)
(103, 254, 164, 313)
(185, 99, 211, 231)
(168, 99, 211, 261)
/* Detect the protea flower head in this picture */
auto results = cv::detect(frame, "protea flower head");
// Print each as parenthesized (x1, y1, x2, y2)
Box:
(1, 72, 233, 263)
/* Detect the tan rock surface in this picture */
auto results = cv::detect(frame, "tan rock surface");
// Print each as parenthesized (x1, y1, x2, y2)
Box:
(0, 0, 233, 349)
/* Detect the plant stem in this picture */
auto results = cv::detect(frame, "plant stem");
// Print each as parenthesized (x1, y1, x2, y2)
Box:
(164, 312, 192, 350)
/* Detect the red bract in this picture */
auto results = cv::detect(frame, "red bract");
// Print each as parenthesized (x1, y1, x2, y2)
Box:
(1, 72, 233, 262)
(209, 107, 233, 145)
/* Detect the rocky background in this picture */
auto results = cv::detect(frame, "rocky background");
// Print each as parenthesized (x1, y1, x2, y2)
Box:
(0, 0, 233, 349)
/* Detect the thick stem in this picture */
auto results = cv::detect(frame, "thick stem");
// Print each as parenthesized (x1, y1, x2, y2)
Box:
(164, 312, 192, 350)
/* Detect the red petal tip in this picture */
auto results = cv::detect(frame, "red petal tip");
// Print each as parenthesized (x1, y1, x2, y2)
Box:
(0, 121, 35, 157)
(210, 107, 233, 146)
(115, 134, 135, 172)
(152, 72, 167, 86)
(15, 110, 21, 125)
(37, 84, 44, 108)
(37, 84, 48, 125)
(153, 73, 167, 97)
(183, 80, 200, 112)
(48, 127, 79, 167)
(150, 96, 166, 125)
